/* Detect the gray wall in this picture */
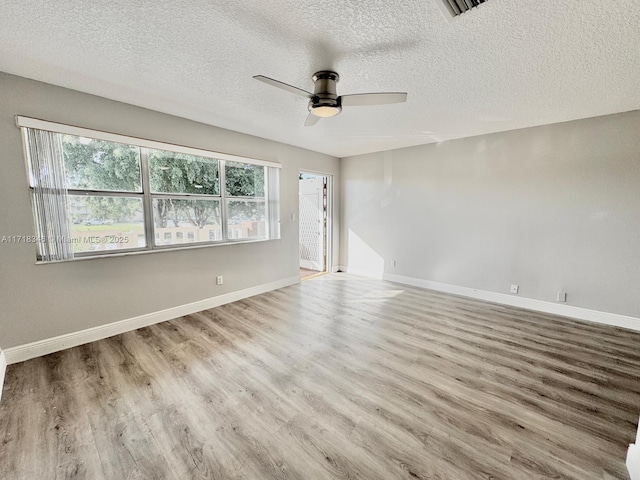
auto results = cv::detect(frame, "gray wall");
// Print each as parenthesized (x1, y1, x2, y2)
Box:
(340, 111, 640, 318)
(0, 72, 340, 349)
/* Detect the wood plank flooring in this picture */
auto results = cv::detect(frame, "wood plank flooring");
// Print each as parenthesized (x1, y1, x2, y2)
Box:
(1, 274, 640, 479)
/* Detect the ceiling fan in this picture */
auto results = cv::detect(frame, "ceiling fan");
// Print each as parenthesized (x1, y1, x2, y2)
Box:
(253, 71, 408, 126)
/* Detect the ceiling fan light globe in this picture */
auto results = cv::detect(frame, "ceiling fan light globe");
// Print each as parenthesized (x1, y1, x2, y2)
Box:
(311, 105, 341, 118)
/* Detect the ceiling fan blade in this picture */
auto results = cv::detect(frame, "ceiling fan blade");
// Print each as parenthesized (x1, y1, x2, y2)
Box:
(304, 113, 321, 127)
(253, 75, 312, 98)
(340, 92, 408, 107)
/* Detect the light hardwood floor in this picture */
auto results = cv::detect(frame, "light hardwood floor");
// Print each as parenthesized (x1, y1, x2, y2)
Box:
(1, 274, 639, 479)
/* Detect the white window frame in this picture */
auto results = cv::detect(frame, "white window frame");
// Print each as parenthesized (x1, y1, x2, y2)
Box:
(16, 116, 281, 262)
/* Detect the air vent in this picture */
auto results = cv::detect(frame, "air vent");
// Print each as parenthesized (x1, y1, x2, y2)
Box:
(437, 0, 488, 18)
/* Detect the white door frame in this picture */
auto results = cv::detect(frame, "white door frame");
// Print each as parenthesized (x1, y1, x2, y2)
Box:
(299, 170, 332, 273)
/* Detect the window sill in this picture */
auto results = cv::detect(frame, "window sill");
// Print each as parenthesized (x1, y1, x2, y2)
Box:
(35, 237, 280, 264)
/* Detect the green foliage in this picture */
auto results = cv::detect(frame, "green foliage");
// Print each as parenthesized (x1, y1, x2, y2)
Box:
(85, 196, 141, 222)
(63, 135, 141, 222)
(226, 162, 264, 197)
(62, 135, 141, 191)
(148, 150, 219, 195)
(225, 162, 265, 222)
(149, 150, 221, 228)
(61, 135, 266, 230)
(153, 198, 219, 229)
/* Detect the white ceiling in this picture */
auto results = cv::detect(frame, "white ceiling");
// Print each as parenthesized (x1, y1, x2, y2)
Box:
(1, 0, 639, 158)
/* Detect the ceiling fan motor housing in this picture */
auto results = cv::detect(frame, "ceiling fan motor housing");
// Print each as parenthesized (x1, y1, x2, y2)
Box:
(309, 71, 342, 117)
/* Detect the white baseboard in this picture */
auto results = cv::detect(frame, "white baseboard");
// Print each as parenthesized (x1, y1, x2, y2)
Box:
(339, 267, 640, 332)
(628, 444, 640, 480)
(0, 350, 6, 403)
(5, 276, 300, 365)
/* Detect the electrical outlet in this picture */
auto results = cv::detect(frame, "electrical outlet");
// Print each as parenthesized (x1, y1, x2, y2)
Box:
(392, 260, 397, 268)
(510, 284, 519, 294)
(216, 275, 223, 285)
(557, 292, 567, 302)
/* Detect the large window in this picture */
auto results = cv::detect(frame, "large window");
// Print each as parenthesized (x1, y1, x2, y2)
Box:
(18, 117, 280, 262)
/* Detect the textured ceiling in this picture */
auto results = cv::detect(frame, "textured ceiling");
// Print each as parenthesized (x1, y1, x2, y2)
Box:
(1, 0, 639, 157)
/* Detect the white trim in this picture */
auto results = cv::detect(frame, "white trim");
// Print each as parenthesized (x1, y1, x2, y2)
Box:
(15, 116, 281, 169)
(35, 237, 280, 265)
(4, 276, 300, 365)
(628, 444, 640, 480)
(382, 273, 640, 331)
(299, 170, 334, 275)
(331, 265, 341, 273)
(339, 267, 640, 332)
(0, 350, 6, 403)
